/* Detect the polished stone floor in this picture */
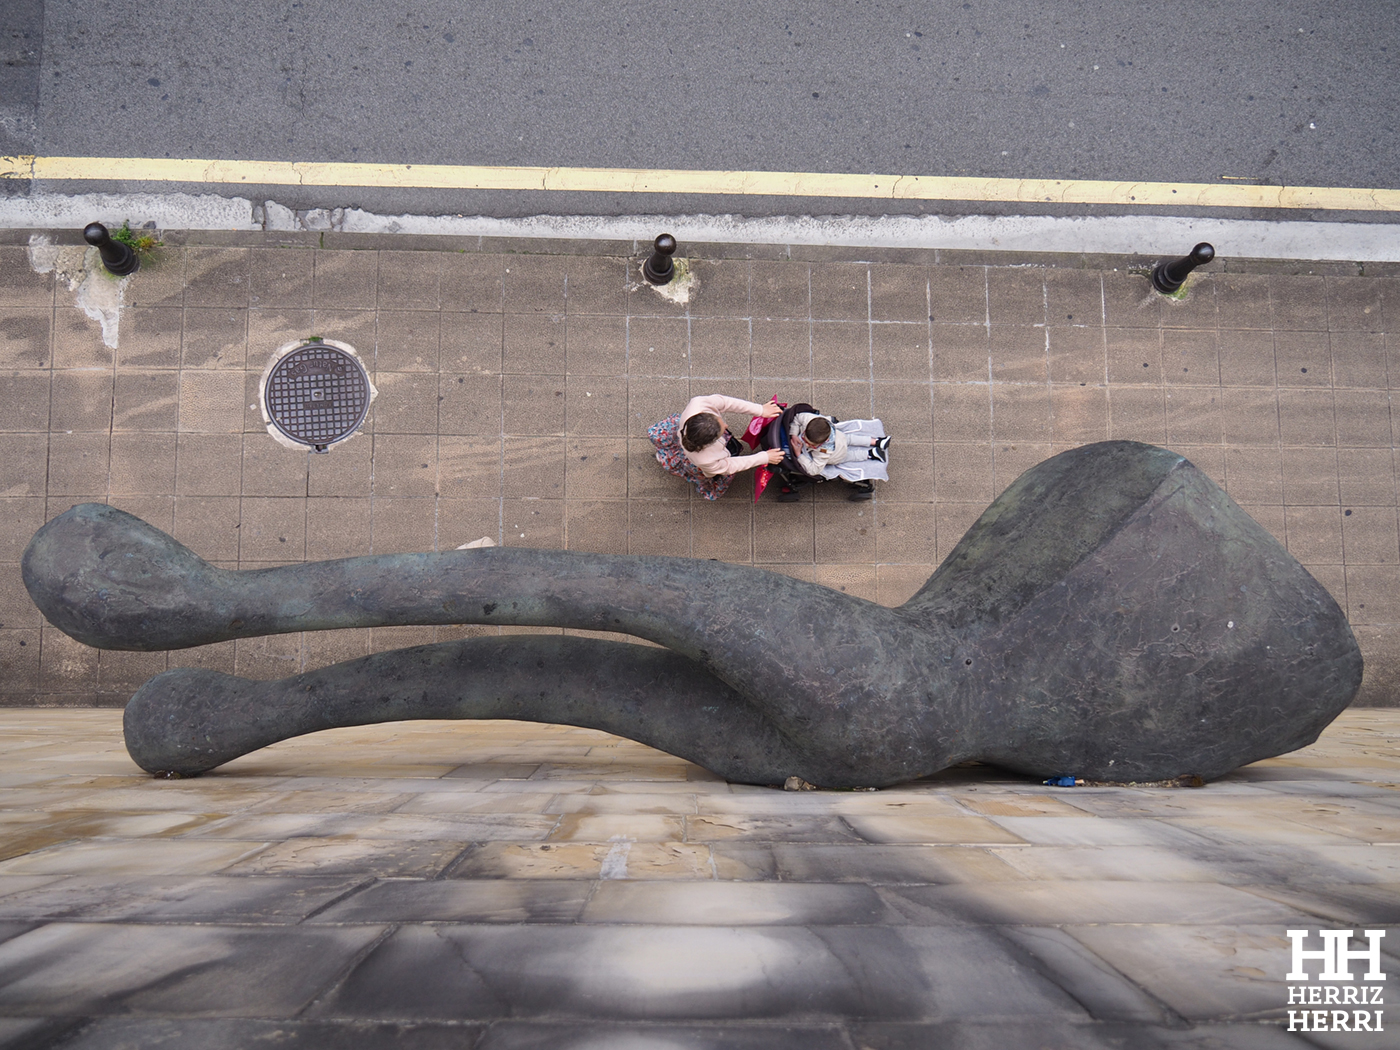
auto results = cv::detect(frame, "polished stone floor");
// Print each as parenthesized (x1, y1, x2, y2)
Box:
(0, 708, 1394, 1048)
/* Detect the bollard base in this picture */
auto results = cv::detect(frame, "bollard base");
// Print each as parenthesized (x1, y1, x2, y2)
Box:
(1150, 263, 1185, 295)
(642, 257, 675, 285)
(103, 255, 140, 278)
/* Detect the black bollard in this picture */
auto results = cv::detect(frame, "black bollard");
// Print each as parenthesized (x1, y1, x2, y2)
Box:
(83, 223, 138, 277)
(1151, 242, 1213, 294)
(642, 233, 677, 286)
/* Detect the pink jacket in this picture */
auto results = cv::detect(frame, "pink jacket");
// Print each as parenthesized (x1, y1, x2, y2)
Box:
(679, 395, 772, 478)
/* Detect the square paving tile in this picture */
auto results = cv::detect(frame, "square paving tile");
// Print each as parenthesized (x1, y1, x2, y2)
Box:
(0, 921, 382, 1016)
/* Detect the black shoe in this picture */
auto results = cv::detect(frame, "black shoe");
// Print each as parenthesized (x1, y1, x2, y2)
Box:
(846, 479, 874, 502)
(868, 436, 891, 462)
(777, 485, 802, 503)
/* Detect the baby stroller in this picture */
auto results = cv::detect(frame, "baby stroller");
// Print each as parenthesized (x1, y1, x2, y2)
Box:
(753, 402, 889, 502)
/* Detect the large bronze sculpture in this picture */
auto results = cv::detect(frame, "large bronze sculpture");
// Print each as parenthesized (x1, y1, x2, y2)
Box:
(22, 441, 1362, 787)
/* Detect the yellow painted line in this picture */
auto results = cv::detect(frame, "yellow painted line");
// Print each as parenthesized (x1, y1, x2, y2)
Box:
(3, 155, 1398, 212)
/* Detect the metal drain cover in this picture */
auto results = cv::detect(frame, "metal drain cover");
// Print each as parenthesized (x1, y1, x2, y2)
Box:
(264, 343, 370, 451)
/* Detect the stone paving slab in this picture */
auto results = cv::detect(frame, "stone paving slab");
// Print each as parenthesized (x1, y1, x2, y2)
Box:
(0, 921, 385, 1016)
(1064, 923, 1397, 1023)
(0, 710, 1393, 1046)
(306, 923, 1087, 1023)
(884, 881, 1313, 926)
(0, 839, 270, 878)
(716, 843, 1027, 886)
(0, 874, 366, 923)
(577, 881, 897, 926)
(849, 1020, 1315, 1050)
(307, 879, 592, 926)
(1245, 882, 1400, 927)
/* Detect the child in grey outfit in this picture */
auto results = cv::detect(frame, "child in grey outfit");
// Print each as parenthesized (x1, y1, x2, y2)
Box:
(788, 412, 890, 479)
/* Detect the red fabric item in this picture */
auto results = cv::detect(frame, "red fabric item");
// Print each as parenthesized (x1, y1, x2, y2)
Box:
(753, 466, 774, 502)
(748, 399, 783, 501)
(741, 398, 780, 450)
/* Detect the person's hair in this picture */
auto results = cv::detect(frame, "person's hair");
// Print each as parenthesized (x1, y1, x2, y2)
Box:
(681, 413, 723, 452)
(803, 417, 832, 445)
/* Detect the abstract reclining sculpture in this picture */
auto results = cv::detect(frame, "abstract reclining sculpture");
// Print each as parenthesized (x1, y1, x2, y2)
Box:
(23, 441, 1362, 787)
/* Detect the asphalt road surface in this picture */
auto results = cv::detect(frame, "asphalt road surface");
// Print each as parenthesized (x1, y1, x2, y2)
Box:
(3, 0, 1397, 219)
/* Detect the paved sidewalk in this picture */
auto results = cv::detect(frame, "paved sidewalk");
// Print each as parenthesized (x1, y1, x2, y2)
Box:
(0, 709, 1395, 1048)
(0, 232, 1396, 706)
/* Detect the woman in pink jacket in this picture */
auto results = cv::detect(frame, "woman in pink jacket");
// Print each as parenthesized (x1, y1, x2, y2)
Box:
(649, 394, 784, 500)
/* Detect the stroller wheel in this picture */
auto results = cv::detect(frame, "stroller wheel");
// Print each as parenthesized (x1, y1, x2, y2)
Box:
(846, 479, 874, 502)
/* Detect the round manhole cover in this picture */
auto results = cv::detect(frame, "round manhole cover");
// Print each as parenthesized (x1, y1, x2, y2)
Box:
(264, 343, 370, 451)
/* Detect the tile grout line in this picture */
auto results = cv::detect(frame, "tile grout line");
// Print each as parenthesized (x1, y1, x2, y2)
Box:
(37, 252, 58, 694)
(627, 260, 643, 537)
(495, 260, 506, 556)
(431, 253, 444, 559)
(561, 271, 571, 555)
(984, 270, 998, 488)
(924, 270, 935, 507)
(1324, 295, 1346, 603)
(1098, 273, 1110, 447)
(686, 271, 695, 561)
(861, 264, 876, 577)
(1268, 280, 1298, 610)
(749, 288, 759, 566)
(296, 253, 312, 672)
(367, 248, 381, 558)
